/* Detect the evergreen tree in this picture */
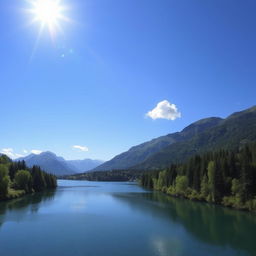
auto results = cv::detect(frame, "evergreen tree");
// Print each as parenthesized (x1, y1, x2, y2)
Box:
(0, 164, 10, 199)
(140, 142, 256, 211)
(31, 166, 46, 192)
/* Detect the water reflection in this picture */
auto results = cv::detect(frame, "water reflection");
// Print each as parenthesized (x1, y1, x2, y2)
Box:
(112, 192, 256, 255)
(0, 181, 255, 256)
(0, 190, 56, 227)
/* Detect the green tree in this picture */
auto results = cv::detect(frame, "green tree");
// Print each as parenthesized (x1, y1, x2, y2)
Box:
(175, 175, 188, 196)
(200, 175, 209, 199)
(0, 164, 10, 199)
(14, 170, 32, 193)
(9, 164, 17, 181)
(0, 155, 11, 164)
(231, 178, 241, 196)
(207, 161, 215, 202)
(44, 173, 57, 188)
(213, 160, 225, 203)
(192, 155, 201, 191)
(140, 142, 256, 211)
(157, 170, 167, 190)
(31, 166, 46, 192)
(240, 146, 255, 201)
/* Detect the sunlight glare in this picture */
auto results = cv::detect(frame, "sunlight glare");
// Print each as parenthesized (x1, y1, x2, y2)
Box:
(34, 0, 61, 25)
(28, 0, 68, 37)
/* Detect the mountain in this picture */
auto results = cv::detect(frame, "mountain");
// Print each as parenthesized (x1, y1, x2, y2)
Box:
(16, 151, 76, 176)
(16, 152, 104, 176)
(93, 117, 223, 171)
(67, 159, 104, 173)
(93, 105, 256, 171)
(134, 105, 256, 169)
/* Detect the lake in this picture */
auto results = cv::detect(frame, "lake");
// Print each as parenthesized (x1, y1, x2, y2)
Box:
(0, 180, 255, 256)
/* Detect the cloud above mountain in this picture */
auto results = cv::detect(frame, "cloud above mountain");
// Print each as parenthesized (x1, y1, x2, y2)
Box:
(1, 148, 44, 159)
(72, 145, 89, 152)
(146, 100, 181, 120)
(0, 148, 24, 159)
(31, 149, 43, 155)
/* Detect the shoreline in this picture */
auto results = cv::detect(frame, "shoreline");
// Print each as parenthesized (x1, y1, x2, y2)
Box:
(0, 188, 57, 203)
(149, 187, 256, 214)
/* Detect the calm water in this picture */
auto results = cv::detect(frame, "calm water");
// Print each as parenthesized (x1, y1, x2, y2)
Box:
(0, 180, 256, 256)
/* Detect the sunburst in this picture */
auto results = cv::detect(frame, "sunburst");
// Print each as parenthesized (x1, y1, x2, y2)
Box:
(27, 0, 69, 38)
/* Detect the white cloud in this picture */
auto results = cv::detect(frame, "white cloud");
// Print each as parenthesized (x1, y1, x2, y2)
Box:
(146, 100, 181, 121)
(0, 148, 24, 159)
(31, 149, 42, 155)
(72, 145, 89, 152)
(0, 148, 44, 158)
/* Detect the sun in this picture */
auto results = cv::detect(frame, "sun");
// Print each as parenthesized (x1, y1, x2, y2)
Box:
(33, 0, 62, 25)
(27, 0, 68, 37)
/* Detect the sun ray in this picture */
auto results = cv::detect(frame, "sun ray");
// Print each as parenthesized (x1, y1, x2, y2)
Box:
(29, 23, 44, 62)
(24, 0, 71, 60)
(26, 0, 69, 38)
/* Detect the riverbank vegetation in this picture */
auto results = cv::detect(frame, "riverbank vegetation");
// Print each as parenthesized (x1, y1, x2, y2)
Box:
(0, 155, 57, 201)
(141, 142, 256, 212)
(62, 169, 143, 182)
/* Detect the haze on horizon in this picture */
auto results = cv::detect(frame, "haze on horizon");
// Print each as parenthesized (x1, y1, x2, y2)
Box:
(1, 0, 256, 161)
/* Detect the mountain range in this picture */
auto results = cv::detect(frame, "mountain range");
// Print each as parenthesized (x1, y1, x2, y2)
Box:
(93, 105, 256, 171)
(13, 105, 256, 175)
(16, 152, 104, 176)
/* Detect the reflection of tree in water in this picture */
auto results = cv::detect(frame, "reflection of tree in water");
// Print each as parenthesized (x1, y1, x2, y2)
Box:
(0, 190, 56, 228)
(113, 192, 256, 255)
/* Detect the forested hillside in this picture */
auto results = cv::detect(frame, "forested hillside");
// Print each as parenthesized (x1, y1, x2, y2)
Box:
(136, 106, 256, 170)
(141, 142, 256, 211)
(93, 117, 223, 171)
(0, 154, 57, 200)
(93, 106, 256, 172)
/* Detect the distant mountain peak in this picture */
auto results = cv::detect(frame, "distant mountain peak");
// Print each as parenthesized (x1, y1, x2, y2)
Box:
(40, 151, 57, 157)
(16, 151, 104, 176)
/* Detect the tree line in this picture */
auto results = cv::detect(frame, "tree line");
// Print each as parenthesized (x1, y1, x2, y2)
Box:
(141, 142, 256, 211)
(0, 155, 57, 200)
(63, 169, 143, 182)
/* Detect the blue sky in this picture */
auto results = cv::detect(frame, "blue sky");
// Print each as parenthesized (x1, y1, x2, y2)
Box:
(0, 0, 256, 161)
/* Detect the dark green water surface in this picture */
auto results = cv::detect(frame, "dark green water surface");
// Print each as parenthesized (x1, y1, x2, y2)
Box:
(0, 180, 255, 256)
